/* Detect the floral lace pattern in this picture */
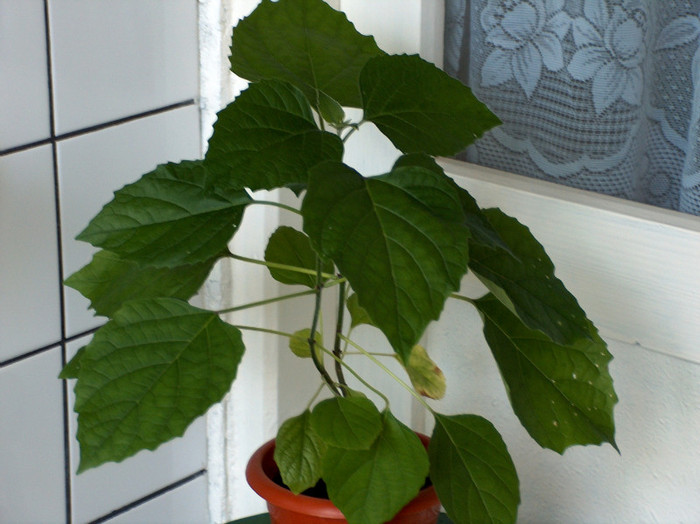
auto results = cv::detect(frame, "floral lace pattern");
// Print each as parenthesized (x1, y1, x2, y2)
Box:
(445, 0, 700, 216)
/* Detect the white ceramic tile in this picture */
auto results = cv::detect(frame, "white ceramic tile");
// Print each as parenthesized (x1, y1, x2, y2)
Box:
(107, 476, 208, 524)
(57, 105, 200, 337)
(65, 337, 207, 524)
(49, 0, 199, 135)
(0, 146, 62, 360)
(0, 347, 66, 523)
(0, 0, 51, 150)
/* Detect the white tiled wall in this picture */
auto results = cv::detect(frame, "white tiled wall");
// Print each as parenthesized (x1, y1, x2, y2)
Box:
(0, 1, 208, 523)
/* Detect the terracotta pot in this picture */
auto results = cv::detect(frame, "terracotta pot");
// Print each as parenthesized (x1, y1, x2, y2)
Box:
(246, 434, 441, 524)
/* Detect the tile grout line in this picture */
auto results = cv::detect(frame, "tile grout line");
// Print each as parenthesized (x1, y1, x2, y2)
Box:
(89, 469, 207, 524)
(42, 1, 72, 521)
(0, 99, 196, 159)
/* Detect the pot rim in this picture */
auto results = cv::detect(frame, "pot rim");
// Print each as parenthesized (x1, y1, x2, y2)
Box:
(245, 434, 439, 519)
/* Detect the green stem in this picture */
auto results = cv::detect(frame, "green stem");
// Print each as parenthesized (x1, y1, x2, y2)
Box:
(228, 252, 336, 280)
(305, 382, 326, 411)
(216, 289, 314, 315)
(339, 335, 434, 413)
(450, 293, 478, 306)
(333, 281, 348, 396)
(309, 259, 341, 396)
(234, 325, 293, 338)
(319, 344, 389, 408)
(250, 199, 302, 215)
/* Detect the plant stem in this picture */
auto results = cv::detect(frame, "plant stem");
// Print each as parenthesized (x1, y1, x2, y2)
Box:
(319, 344, 389, 408)
(216, 289, 314, 315)
(333, 281, 348, 396)
(339, 335, 435, 413)
(450, 292, 478, 306)
(250, 199, 302, 215)
(234, 325, 294, 338)
(228, 252, 336, 280)
(305, 382, 326, 411)
(309, 259, 341, 396)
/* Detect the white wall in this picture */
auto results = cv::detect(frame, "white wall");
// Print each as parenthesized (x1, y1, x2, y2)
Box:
(0, 1, 207, 522)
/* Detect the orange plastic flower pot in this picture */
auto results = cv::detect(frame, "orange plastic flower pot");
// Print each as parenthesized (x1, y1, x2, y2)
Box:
(245, 434, 441, 524)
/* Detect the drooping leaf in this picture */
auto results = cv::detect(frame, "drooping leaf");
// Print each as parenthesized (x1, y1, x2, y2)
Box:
(302, 162, 470, 361)
(322, 411, 429, 524)
(475, 294, 618, 453)
(205, 80, 343, 194)
(403, 345, 446, 400)
(346, 293, 374, 328)
(264, 226, 333, 288)
(288, 328, 323, 360)
(318, 91, 346, 126)
(430, 414, 520, 524)
(274, 410, 326, 494)
(230, 0, 384, 107)
(361, 54, 501, 156)
(65, 250, 217, 317)
(77, 161, 250, 268)
(72, 298, 244, 472)
(469, 208, 592, 345)
(310, 396, 382, 450)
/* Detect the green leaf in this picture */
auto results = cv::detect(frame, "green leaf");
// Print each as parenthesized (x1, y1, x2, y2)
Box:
(302, 162, 470, 361)
(323, 411, 429, 524)
(65, 250, 217, 317)
(72, 298, 245, 471)
(404, 345, 446, 400)
(77, 161, 250, 268)
(230, 0, 384, 107)
(274, 410, 326, 494)
(346, 293, 374, 328)
(288, 328, 323, 360)
(361, 54, 501, 156)
(205, 80, 343, 194)
(264, 226, 332, 288)
(59, 345, 87, 379)
(318, 91, 346, 127)
(310, 397, 382, 450)
(474, 294, 618, 453)
(469, 208, 592, 345)
(430, 414, 520, 524)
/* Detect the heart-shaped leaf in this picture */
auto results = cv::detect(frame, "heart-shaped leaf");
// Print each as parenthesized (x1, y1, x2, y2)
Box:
(430, 414, 520, 524)
(361, 54, 501, 156)
(288, 328, 323, 360)
(274, 410, 326, 494)
(475, 294, 618, 453)
(469, 208, 592, 345)
(264, 226, 333, 288)
(71, 298, 244, 471)
(65, 250, 218, 317)
(205, 80, 343, 194)
(77, 161, 251, 268)
(302, 162, 470, 361)
(230, 0, 384, 107)
(310, 397, 382, 450)
(322, 411, 429, 524)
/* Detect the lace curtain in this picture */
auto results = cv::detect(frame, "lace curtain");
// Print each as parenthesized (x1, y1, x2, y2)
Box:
(444, 0, 700, 216)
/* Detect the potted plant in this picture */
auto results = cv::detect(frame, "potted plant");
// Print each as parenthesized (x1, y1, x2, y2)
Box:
(60, 0, 618, 523)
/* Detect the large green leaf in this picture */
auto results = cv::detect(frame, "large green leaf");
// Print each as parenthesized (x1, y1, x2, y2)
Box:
(230, 0, 384, 108)
(302, 162, 470, 361)
(274, 410, 326, 494)
(322, 411, 429, 524)
(65, 250, 217, 317)
(310, 397, 382, 450)
(264, 226, 333, 288)
(430, 414, 520, 524)
(71, 298, 244, 471)
(469, 208, 592, 345)
(205, 80, 343, 194)
(361, 54, 501, 156)
(77, 161, 250, 268)
(475, 294, 618, 453)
